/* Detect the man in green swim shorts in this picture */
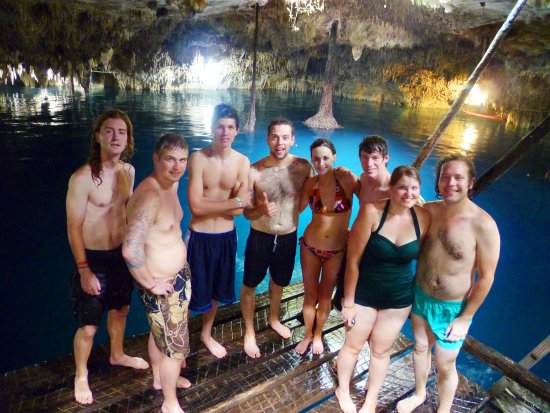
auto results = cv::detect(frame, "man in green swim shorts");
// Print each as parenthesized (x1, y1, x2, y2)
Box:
(397, 154, 500, 413)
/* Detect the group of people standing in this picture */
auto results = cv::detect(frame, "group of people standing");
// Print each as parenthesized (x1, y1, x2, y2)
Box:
(66, 104, 500, 413)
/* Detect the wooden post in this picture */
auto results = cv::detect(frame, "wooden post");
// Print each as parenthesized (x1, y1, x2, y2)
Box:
(489, 335, 550, 398)
(412, 0, 527, 169)
(242, 2, 259, 132)
(304, 20, 341, 129)
(463, 336, 550, 403)
(472, 114, 550, 197)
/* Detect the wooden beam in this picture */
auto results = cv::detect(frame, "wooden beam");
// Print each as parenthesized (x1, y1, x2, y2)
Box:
(488, 335, 550, 398)
(463, 336, 550, 403)
(472, 114, 550, 197)
(412, 0, 527, 170)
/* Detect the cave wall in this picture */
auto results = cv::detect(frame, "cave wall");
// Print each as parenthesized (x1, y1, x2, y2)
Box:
(1, 0, 548, 124)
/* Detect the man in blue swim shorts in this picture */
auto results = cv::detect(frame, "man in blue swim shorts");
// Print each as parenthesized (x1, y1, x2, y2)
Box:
(397, 154, 500, 413)
(240, 117, 313, 358)
(186, 103, 251, 358)
(67, 110, 148, 405)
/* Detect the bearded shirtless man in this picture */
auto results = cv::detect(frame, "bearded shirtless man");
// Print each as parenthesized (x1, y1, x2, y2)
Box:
(123, 134, 191, 413)
(240, 117, 313, 358)
(67, 109, 148, 405)
(397, 154, 500, 413)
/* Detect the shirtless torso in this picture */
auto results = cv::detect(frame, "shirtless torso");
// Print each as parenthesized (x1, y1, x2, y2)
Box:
(417, 199, 500, 301)
(125, 175, 186, 280)
(248, 155, 312, 234)
(188, 145, 250, 233)
(358, 170, 391, 206)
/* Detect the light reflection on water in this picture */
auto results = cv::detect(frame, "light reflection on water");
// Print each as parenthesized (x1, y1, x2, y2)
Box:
(0, 87, 548, 385)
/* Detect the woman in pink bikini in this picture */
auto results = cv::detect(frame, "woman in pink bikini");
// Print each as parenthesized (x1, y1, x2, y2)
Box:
(296, 138, 359, 355)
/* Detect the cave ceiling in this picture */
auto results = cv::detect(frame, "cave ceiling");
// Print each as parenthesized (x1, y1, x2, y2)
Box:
(1, 0, 549, 75)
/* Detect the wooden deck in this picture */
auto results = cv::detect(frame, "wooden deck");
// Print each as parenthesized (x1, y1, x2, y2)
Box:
(1, 283, 547, 412)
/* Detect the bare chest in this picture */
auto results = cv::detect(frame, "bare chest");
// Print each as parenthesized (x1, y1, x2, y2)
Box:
(88, 171, 131, 208)
(255, 167, 306, 202)
(428, 218, 476, 261)
(154, 193, 183, 234)
(202, 160, 239, 192)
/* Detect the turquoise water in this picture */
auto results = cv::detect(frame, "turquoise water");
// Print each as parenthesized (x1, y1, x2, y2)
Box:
(0, 87, 548, 384)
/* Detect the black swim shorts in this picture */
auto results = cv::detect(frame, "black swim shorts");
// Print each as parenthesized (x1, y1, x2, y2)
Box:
(71, 245, 134, 327)
(243, 228, 297, 288)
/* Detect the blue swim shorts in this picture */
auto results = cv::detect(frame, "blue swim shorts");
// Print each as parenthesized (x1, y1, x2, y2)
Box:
(185, 228, 237, 313)
(412, 283, 470, 350)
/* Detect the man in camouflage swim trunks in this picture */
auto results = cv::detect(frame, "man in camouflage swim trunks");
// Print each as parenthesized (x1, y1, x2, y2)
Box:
(123, 133, 191, 413)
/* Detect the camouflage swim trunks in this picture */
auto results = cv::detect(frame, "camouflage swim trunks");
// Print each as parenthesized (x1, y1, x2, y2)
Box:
(138, 265, 191, 359)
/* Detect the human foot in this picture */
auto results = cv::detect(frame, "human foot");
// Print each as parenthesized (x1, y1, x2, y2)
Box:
(335, 387, 357, 413)
(312, 336, 324, 355)
(396, 393, 426, 413)
(295, 336, 313, 354)
(153, 376, 192, 390)
(201, 335, 227, 358)
(161, 400, 184, 413)
(74, 376, 93, 405)
(110, 354, 149, 369)
(268, 320, 292, 339)
(244, 334, 261, 358)
(358, 398, 376, 413)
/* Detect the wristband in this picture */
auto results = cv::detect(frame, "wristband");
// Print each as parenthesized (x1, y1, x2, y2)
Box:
(235, 197, 243, 208)
(77, 265, 89, 269)
(76, 260, 88, 267)
(343, 303, 355, 309)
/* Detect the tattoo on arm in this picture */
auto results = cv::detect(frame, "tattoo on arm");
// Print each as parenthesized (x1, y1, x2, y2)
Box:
(125, 198, 157, 269)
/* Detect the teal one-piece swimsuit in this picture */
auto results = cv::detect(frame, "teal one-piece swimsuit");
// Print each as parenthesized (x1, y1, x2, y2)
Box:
(355, 200, 420, 309)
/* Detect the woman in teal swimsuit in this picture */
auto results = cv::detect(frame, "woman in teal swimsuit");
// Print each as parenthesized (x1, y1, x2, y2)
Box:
(335, 166, 430, 413)
(296, 138, 359, 355)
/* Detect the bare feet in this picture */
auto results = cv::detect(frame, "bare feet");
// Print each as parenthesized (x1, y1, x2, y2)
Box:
(295, 335, 313, 355)
(201, 335, 227, 358)
(396, 393, 426, 413)
(153, 376, 192, 390)
(161, 400, 184, 413)
(74, 376, 93, 405)
(269, 320, 292, 339)
(358, 399, 376, 413)
(335, 387, 357, 413)
(312, 336, 324, 355)
(244, 334, 261, 358)
(110, 354, 149, 369)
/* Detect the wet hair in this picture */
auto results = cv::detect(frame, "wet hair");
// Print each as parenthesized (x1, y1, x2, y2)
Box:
(211, 103, 239, 129)
(87, 109, 134, 186)
(267, 117, 294, 136)
(390, 165, 421, 186)
(358, 135, 388, 158)
(435, 153, 476, 199)
(154, 133, 188, 158)
(310, 138, 336, 155)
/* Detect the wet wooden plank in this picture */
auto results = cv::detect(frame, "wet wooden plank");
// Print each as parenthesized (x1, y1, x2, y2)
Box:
(230, 334, 413, 413)
(0, 284, 305, 412)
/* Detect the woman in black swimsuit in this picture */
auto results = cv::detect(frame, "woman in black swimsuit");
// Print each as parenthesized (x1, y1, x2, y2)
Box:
(335, 166, 430, 413)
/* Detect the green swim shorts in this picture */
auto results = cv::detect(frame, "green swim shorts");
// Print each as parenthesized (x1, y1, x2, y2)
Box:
(412, 283, 470, 350)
